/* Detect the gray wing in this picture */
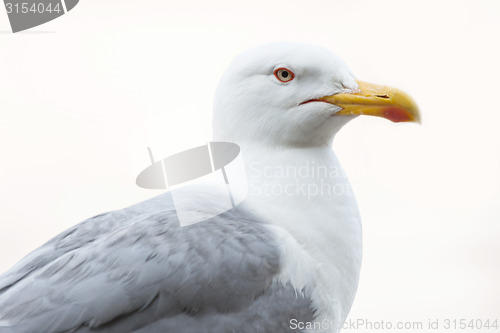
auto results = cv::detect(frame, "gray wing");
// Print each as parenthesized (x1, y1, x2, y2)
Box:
(0, 192, 313, 333)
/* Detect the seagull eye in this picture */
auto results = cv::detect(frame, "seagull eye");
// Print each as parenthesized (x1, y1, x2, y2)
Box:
(274, 68, 295, 83)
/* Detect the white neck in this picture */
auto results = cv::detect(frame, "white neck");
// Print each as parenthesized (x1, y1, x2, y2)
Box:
(240, 142, 362, 329)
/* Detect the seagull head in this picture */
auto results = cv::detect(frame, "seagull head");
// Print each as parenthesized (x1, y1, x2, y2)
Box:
(213, 42, 419, 147)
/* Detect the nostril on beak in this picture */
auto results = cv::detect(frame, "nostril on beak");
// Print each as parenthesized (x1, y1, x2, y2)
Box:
(375, 94, 390, 99)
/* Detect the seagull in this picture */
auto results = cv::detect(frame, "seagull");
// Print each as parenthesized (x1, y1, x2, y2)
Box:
(0, 42, 419, 333)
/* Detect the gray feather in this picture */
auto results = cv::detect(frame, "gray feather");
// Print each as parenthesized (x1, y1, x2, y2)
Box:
(0, 192, 313, 332)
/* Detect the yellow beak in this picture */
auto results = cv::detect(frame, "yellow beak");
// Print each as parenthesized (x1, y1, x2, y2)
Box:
(319, 81, 420, 123)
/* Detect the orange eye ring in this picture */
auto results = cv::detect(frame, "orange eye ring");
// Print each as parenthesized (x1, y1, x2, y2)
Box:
(274, 68, 295, 83)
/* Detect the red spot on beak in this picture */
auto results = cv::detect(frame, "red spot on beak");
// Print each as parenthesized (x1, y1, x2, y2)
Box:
(383, 107, 413, 123)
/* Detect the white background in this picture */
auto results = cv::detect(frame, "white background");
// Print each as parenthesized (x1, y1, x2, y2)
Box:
(1, 1, 499, 332)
